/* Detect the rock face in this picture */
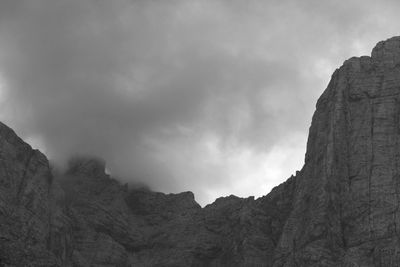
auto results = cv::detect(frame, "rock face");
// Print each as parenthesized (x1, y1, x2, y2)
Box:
(2, 37, 400, 266)
(0, 120, 296, 267)
(0, 122, 61, 266)
(274, 36, 400, 267)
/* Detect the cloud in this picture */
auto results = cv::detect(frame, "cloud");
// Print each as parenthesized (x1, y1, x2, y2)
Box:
(0, 0, 400, 205)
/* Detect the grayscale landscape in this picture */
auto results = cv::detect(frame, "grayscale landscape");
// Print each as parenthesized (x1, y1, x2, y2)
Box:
(2, 1, 400, 266)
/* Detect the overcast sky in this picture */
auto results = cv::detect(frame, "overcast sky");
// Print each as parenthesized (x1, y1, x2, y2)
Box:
(0, 0, 399, 205)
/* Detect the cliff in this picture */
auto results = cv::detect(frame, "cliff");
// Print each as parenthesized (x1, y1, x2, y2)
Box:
(2, 37, 400, 266)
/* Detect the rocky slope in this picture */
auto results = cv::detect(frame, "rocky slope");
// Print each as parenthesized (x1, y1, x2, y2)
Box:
(0, 120, 296, 266)
(2, 37, 400, 266)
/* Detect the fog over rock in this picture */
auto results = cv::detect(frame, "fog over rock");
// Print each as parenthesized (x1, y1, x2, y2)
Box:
(1, 0, 400, 204)
(2, 36, 400, 266)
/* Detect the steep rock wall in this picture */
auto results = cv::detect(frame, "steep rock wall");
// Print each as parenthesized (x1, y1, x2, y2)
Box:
(274, 36, 400, 267)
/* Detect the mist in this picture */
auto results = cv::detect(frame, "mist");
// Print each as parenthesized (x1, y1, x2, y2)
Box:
(1, 0, 400, 205)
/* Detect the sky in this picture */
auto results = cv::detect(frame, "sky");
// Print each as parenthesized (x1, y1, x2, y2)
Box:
(0, 0, 399, 205)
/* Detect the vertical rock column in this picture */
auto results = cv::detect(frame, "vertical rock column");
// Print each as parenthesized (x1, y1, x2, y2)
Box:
(274, 37, 400, 267)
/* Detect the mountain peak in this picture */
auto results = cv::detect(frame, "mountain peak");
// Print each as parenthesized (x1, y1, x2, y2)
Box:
(371, 36, 400, 67)
(66, 156, 106, 177)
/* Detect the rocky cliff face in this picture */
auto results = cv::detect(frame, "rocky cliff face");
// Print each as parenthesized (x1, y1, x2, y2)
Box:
(274, 36, 400, 267)
(0, 120, 296, 267)
(1, 37, 400, 266)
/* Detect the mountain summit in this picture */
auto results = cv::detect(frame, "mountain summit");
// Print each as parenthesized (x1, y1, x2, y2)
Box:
(2, 37, 400, 266)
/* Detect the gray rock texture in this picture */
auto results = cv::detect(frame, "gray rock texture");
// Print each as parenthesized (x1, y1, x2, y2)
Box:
(274, 36, 400, 267)
(2, 36, 400, 266)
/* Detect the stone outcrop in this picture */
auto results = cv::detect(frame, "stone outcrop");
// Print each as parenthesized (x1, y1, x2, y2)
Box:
(0, 122, 61, 266)
(2, 37, 400, 266)
(274, 36, 400, 267)
(0, 119, 296, 266)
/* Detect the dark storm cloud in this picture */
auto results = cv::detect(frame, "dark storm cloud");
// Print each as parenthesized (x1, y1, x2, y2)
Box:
(0, 0, 400, 204)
